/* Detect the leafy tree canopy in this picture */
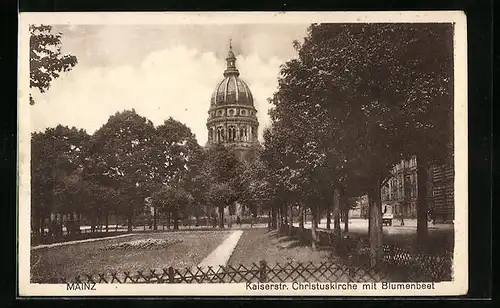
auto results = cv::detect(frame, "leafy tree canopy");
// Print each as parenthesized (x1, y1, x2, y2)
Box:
(29, 25, 78, 105)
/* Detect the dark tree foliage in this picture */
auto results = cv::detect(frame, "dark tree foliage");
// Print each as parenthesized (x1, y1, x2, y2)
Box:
(31, 125, 90, 235)
(152, 185, 193, 230)
(149, 117, 203, 229)
(88, 109, 156, 232)
(264, 23, 454, 262)
(200, 143, 245, 228)
(29, 25, 78, 105)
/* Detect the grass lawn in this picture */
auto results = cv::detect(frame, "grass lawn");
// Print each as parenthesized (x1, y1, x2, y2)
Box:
(31, 230, 231, 283)
(228, 228, 334, 266)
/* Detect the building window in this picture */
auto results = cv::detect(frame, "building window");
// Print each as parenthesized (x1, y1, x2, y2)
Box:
(228, 126, 236, 141)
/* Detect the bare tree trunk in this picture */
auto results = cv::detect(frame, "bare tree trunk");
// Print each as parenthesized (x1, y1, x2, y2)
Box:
(315, 205, 320, 228)
(326, 202, 331, 230)
(313, 204, 319, 229)
(344, 210, 349, 233)
(416, 156, 429, 249)
(311, 204, 318, 250)
(153, 207, 158, 231)
(271, 206, 278, 229)
(279, 206, 284, 229)
(91, 214, 96, 233)
(173, 209, 180, 230)
(333, 188, 341, 237)
(368, 180, 383, 267)
(288, 203, 293, 236)
(340, 189, 348, 233)
(276, 207, 281, 230)
(299, 203, 304, 231)
(77, 212, 81, 233)
(167, 212, 171, 230)
(268, 209, 272, 228)
(105, 212, 109, 232)
(40, 215, 45, 236)
(127, 208, 133, 233)
(218, 205, 225, 229)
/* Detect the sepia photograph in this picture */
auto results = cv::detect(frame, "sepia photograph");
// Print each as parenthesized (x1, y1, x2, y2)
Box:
(17, 12, 468, 296)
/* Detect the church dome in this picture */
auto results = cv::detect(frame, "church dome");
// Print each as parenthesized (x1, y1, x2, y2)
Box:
(210, 75, 254, 106)
(206, 41, 259, 158)
(210, 42, 254, 107)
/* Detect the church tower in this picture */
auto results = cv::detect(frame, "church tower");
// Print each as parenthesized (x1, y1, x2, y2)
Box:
(206, 41, 259, 161)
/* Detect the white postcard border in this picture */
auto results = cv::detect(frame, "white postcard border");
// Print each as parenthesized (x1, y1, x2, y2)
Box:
(17, 11, 468, 297)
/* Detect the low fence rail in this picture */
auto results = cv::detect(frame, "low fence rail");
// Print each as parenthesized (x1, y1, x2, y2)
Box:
(40, 224, 452, 284)
(281, 225, 452, 282)
(60, 260, 389, 284)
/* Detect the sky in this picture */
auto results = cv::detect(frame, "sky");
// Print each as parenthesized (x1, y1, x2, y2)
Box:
(30, 24, 310, 145)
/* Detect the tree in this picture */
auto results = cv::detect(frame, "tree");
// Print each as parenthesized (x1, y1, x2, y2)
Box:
(88, 109, 156, 232)
(29, 25, 78, 105)
(149, 117, 204, 229)
(201, 144, 244, 228)
(31, 125, 90, 236)
(265, 23, 453, 264)
(152, 185, 193, 230)
(240, 145, 273, 219)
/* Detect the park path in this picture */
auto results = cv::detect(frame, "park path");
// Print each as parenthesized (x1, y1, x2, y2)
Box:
(31, 233, 135, 250)
(198, 230, 243, 268)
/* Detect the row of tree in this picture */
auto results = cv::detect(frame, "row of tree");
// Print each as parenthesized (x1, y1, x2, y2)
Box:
(31, 111, 261, 236)
(29, 23, 454, 267)
(258, 23, 454, 265)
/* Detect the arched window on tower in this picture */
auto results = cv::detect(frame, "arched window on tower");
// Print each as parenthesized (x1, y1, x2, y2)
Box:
(217, 127, 221, 143)
(228, 127, 233, 141)
(209, 128, 214, 141)
(239, 127, 244, 142)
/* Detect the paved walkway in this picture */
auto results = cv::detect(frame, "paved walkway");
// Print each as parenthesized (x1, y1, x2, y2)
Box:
(295, 218, 453, 231)
(31, 233, 136, 250)
(198, 230, 243, 268)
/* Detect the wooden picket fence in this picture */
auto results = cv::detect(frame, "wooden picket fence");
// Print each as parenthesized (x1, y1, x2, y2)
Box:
(62, 260, 389, 284)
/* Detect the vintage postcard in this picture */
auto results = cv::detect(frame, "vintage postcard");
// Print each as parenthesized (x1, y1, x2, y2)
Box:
(18, 11, 468, 297)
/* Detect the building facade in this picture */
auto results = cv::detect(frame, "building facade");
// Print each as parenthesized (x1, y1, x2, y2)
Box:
(381, 156, 419, 218)
(206, 42, 259, 161)
(380, 156, 455, 222)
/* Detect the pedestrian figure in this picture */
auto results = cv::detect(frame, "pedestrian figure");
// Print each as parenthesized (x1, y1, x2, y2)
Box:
(428, 208, 435, 225)
(236, 216, 241, 227)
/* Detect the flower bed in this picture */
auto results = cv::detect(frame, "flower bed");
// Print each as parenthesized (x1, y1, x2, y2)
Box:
(102, 238, 182, 250)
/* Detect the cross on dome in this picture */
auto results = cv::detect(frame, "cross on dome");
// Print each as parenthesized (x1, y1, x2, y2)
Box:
(224, 39, 239, 77)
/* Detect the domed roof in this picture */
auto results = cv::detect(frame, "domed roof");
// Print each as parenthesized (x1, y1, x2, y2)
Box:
(210, 42, 254, 107)
(210, 75, 254, 106)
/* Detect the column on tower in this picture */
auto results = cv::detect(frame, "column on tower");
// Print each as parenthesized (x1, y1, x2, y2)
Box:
(247, 124, 251, 142)
(225, 123, 229, 142)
